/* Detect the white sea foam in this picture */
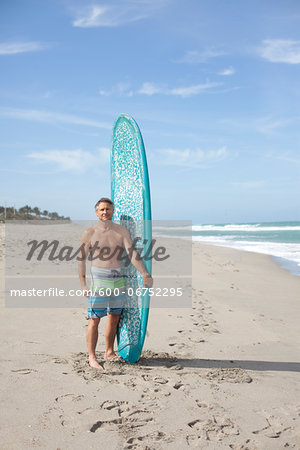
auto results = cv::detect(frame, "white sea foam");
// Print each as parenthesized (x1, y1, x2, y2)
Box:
(192, 224, 300, 232)
(153, 221, 300, 275)
(154, 223, 300, 232)
(192, 236, 300, 267)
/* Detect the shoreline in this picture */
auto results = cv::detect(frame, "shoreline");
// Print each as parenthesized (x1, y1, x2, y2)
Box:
(154, 231, 300, 278)
(272, 254, 300, 277)
(192, 239, 300, 278)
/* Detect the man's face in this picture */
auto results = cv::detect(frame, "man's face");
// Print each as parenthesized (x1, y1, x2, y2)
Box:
(96, 202, 114, 221)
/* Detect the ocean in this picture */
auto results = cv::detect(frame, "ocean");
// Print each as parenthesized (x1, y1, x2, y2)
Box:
(153, 221, 300, 276)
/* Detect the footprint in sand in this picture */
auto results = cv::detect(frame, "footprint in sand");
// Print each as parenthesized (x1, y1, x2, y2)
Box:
(99, 400, 128, 412)
(77, 400, 131, 425)
(124, 431, 172, 449)
(195, 400, 211, 409)
(153, 376, 169, 384)
(188, 415, 240, 441)
(88, 408, 154, 433)
(52, 357, 69, 364)
(204, 368, 252, 384)
(188, 337, 205, 343)
(173, 382, 185, 390)
(252, 415, 292, 439)
(186, 434, 203, 447)
(202, 325, 220, 334)
(192, 313, 204, 319)
(11, 368, 38, 375)
(48, 396, 155, 433)
(55, 393, 84, 403)
(168, 342, 185, 349)
(142, 374, 168, 385)
(230, 283, 240, 290)
(229, 440, 259, 449)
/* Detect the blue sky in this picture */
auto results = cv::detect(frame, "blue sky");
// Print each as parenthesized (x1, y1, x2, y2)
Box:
(0, 0, 300, 223)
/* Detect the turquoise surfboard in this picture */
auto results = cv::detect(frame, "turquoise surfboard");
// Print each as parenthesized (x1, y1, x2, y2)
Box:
(111, 113, 152, 363)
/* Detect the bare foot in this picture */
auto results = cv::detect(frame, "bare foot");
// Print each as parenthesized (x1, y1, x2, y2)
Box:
(104, 351, 117, 360)
(88, 356, 103, 370)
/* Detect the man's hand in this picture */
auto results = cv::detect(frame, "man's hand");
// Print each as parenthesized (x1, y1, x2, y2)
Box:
(83, 285, 90, 297)
(79, 276, 89, 297)
(143, 274, 153, 288)
(81, 284, 89, 297)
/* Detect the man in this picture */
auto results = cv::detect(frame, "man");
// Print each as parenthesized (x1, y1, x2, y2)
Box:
(78, 197, 153, 370)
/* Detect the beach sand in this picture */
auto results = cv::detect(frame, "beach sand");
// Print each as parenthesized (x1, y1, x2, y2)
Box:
(0, 223, 300, 449)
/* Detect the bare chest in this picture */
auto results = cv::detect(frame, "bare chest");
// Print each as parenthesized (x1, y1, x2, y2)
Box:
(90, 229, 123, 251)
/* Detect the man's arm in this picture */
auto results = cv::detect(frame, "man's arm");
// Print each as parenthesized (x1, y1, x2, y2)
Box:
(122, 228, 153, 287)
(78, 228, 93, 295)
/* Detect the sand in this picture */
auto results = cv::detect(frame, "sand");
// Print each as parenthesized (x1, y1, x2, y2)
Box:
(0, 223, 300, 449)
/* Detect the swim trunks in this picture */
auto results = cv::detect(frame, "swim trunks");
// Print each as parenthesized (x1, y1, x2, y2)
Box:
(88, 267, 125, 319)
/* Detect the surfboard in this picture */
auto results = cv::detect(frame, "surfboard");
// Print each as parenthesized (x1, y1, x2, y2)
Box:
(111, 113, 152, 363)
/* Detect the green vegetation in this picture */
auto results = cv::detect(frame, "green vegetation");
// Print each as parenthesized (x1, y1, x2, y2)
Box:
(0, 205, 70, 221)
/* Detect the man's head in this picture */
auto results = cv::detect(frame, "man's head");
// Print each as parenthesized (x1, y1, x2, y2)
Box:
(95, 197, 114, 221)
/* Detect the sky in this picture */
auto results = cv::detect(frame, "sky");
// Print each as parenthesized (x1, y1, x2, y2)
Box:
(0, 0, 300, 223)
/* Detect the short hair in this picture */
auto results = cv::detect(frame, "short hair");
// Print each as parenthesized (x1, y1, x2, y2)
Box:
(95, 198, 114, 210)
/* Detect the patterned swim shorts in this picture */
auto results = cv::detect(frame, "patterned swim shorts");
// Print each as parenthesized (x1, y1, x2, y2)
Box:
(87, 267, 125, 319)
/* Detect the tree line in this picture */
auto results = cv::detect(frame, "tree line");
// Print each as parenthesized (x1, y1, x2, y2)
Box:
(0, 205, 70, 221)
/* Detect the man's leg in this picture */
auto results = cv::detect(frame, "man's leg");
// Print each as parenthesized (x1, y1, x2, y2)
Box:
(105, 313, 121, 359)
(86, 318, 103, 369)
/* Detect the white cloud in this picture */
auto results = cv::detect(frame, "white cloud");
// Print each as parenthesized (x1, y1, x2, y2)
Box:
(232, 181, 266, 189)
(0, 40, 50, 55)
(99, 82, 133, 97)
(269, 151, 300, 165)
(138, 82, 164, 95)
(177, 48, 226, 64)
(169, 82, 222, 97)
(259, 39, 300, 64)
(218, 66, 235, 76)
(156, 146, 227, 167)
(0, 107, 110, 129)
(72, 1, 167, 28)
(99, 80, 223, 98)
(138, 81, 222, 97)
(73, 6, 110, 27)
(256, 116, 295, 135)
(26, 148, 109, 172)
